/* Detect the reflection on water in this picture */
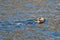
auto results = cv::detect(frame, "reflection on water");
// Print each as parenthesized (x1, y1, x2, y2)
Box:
(0, 0, 60, 40)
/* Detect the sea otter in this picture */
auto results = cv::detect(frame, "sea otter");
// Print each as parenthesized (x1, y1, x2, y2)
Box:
(15, 17, 46, 25)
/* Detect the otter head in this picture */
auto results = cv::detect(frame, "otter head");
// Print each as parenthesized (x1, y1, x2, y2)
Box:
(36, 17, 45, 24)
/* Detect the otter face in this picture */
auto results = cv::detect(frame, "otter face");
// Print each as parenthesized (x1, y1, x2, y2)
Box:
(37, 17, 45, 24)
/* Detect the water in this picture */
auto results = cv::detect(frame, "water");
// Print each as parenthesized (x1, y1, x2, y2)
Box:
(0, 0, 60, 40)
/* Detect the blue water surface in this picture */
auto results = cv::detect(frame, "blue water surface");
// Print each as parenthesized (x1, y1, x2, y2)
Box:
(0, 0, 60, 40)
